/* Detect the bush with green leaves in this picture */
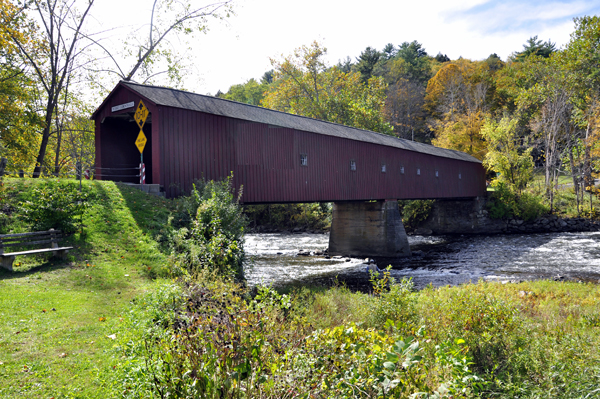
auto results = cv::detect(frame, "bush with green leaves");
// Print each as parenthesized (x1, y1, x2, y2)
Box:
(170, 176, 248, 279)
(110, 278, 310, 399)
(399, 200, 435, 230)
(18, 179, 89, 233)
(487, 181, 548, 221)
(368, 270, 417, 330)
(244, 202, 332, 230)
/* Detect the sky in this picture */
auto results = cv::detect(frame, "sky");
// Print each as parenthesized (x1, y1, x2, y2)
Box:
(90, 0, 600, 96)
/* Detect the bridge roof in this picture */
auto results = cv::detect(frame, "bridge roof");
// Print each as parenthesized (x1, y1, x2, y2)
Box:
(117, 81, 481, 163)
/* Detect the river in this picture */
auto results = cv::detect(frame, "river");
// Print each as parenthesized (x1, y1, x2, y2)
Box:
(244, 231, 600, 291)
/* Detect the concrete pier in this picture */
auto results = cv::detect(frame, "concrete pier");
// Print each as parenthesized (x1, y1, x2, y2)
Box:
(328, 200, 411, 257)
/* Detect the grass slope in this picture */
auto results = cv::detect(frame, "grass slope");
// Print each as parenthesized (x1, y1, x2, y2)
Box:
(0, 179, 174, 398)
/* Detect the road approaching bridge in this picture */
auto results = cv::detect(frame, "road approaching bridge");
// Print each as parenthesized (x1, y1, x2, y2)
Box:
(92, 82, 486, 257)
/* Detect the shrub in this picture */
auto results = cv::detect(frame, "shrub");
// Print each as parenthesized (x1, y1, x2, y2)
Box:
(487, 181, 547, 221)
(111, 280, 307, 399)
(244, 202, 331, 230)
(18, 179, 89, 233)
(399, 200, 435, 230)
(170, 176, 248, 279)
(369, 273, 417, 330)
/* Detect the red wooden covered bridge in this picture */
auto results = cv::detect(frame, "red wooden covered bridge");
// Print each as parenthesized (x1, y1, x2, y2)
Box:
(92, 81, 486, 257)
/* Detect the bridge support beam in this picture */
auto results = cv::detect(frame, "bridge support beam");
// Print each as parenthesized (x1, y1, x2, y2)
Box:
(328, 200, 411, 258)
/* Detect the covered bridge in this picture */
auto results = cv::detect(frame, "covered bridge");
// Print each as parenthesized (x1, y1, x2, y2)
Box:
(92, 81, 486, 202)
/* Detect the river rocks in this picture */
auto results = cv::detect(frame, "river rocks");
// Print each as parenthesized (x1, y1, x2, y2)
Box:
(506, 216, 600, 234)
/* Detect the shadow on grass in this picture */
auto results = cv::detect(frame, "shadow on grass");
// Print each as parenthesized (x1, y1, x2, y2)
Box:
(111, 182, 175, 242)
(0, 257, 74, 280)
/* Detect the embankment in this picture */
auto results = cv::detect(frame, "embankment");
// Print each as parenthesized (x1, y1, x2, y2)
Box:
(413, 196, 600, 235)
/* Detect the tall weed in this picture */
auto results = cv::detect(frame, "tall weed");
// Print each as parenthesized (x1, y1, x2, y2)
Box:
(418, 284, 522, 375)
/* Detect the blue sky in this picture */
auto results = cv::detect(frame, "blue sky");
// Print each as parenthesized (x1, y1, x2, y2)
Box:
(449, 0, 600, 34)
(92, 0, 600, 96)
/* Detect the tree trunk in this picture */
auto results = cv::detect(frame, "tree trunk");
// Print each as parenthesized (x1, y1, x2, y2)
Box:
(32, 124, 51, 178)
(584, 124, 593, 190)
(53, 129, 62, 176)
(568, 146, 580, 215)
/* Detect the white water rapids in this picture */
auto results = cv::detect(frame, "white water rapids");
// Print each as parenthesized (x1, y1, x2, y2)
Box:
(243, 232, 600, 290)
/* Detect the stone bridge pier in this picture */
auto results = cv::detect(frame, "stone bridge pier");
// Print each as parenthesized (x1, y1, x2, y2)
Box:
(328, 200, 411, 258)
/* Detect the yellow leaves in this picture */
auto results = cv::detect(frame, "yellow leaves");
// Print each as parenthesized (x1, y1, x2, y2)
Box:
(431, 111, 488, 160)
(263, 41, 392, 134)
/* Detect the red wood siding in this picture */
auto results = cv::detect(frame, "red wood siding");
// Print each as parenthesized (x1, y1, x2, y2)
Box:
(94, 86, 486, 202)
(155, 106, 486, 201)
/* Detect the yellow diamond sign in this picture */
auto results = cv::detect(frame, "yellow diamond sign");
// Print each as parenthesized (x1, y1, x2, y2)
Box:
(134, 100, 149, 129)
(135, 130, 147, 153)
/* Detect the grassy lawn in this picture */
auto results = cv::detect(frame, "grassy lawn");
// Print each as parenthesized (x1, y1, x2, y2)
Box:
(0, 179, 174, 398)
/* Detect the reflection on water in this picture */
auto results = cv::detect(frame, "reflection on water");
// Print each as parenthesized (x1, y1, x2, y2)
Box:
(244, 232, 600, 291)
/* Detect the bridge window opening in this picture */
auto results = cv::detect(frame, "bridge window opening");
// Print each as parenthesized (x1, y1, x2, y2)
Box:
(400, 166, 404, 174)
(300, 154, 308, 166)
(417, 168, 421, 176)
(435, 170, 439, 177)
(459, 173, 462, 179)
(350, 160, 356, 171)
(381, 164, 386, 173)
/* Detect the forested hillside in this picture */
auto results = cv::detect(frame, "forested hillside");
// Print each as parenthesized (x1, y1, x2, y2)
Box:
(218, 17, 600, 214)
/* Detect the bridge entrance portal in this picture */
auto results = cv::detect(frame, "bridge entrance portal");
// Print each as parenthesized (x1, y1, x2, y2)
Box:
(99, 113, 153, 184)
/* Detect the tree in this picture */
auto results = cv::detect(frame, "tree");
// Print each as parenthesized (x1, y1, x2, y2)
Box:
(392, 40, 431, 83)
(435, 52, 450, 63)
(514, 35, 556, 61)
(261, 69, 274, 84)
(262, 41, 393, 135)
(87, 0, 233, 88)
(561, 16, 600, 190)
(355, 46, 382, 83)
(425, 59, 494, 160)
(218, 78, 268, 105)
(485, 53, 504, 72)
(384, 78, 426, 141)
(530, 86, 573, 211)
(481, 116, 533, 193)
(382, 43, 396, 59)
(1, 0, 94, 178)
(336, 56, 353, 73)
(0, 0, 42, 171)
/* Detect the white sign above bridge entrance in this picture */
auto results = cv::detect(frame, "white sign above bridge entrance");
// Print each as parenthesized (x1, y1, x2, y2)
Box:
(111, 101, 135, 112)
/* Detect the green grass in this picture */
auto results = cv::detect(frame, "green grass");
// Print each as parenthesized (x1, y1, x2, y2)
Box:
(0, 178, 176, 398)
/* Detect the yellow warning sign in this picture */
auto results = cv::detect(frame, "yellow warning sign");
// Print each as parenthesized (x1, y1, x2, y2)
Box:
(134, 100, 149, 129)
(135, 130, 147, 153)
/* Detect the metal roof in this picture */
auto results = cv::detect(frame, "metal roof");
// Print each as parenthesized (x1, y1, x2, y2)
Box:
(119, 81, 481, 163)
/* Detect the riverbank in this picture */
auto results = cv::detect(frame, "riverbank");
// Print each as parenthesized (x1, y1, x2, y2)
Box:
(415, 196, 600, 236)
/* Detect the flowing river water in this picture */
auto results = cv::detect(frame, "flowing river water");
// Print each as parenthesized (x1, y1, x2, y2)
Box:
(244, 232, 600, 291)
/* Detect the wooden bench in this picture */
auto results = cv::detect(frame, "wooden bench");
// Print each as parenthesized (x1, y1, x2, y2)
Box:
(0, 230, 73, 271)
